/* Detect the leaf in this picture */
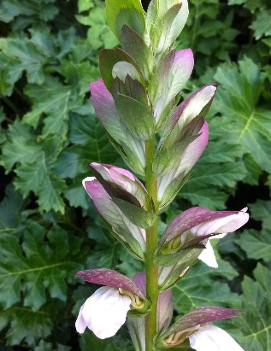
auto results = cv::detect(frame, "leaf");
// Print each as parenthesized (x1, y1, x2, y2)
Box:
(1, 121, 66, 213)
(181, 136, 247, 209)
(0, 221, 82, 310)
(23, 77, 74, 140)
(0, 185, 24, 229)
(76, 6, 118, 49)
(173, 253, 239, 315)
(236, 229, 271, 262)
(0, 35, 46, 84)
(0, 306, 52, 346)
(214, 57, 271, 173)
(0, 0, 59, 24)
(35, 340, 71, 351)
(78, 0, 94, 13)
(80, 332, 121, 351)
(233, 264, 271, 351)
(250, 200, 271, 230)
(105, 0, 145, 38)
(251, 10, 271, 40)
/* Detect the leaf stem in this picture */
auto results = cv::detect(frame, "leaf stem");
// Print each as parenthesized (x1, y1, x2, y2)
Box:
(145, 139, 159, 351)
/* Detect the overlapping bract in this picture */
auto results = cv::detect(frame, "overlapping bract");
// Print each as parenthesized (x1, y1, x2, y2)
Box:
(83, 164, 147, 259)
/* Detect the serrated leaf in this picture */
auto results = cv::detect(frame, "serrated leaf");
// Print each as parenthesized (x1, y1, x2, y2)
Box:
(23, 77, 73, 140)
(233, 264, 271, 351)
(236, 229, 271, 262)
(251, 10, 271, 40)
(250, 200, 271, 230)
(0, 221, 82, 310)
(181, 137, 247, 208)
(173, 254, 239, 314)
(1, 121, 66, 213)
(0, 185, 24, 229)
(80, 332, 121, 351)
(214, 57, 271, 173)
(0, 306, 52, 346)
(0, 36, 46, 84)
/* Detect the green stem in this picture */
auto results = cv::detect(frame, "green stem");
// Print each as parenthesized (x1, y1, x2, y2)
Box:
(145, 140, 159, 351)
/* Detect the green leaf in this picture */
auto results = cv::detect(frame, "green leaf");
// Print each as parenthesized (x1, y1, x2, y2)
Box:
(0, 185, 24, 229)
(76, 6, 118, 49)
(233, 264, 271, 351)
(105, 0, 145, 38)
(173, 253, 239, 314)
(181, 136, 247, 209)
(23, 77, 74, 140)
(1, 121, 66, 213)
(236, 229, 271, 262)
(251, 10, 271, 40)
(0, 306, 52, 346)
(0, 221, 82, 310)
(80, 332, 121, 351)
(250, 200, 271, 230)
(0, 36, 46, 84)
(78, 0, 94, 13)
(214, 57, 271, 173)
(35, 340, 71, 351)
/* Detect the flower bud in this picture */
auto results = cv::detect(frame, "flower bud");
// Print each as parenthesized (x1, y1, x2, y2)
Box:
(157, 307, 240, 349)
(83, 177, 146, 259)
(145, 0, 189, 56)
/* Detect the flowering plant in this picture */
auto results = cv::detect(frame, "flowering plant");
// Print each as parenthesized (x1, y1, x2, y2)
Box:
(75, 1, 249, 350)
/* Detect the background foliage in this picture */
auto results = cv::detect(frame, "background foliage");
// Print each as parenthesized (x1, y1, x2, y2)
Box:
(0, 0, 270, 350)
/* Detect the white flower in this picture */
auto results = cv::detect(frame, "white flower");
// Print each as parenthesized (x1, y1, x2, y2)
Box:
(75, 286, 131, 339)
(198, 240, 219, 268)
(196, 208, 249, 268)
(189, 325, 244, 351)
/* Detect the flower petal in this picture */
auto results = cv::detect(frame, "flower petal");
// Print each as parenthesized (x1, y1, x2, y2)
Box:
(90, 162, 146, 207)
(161, 207, 249, 246)
(198, 241, 218, 268)
(77, 286, 131, 339)
(75, 306, 87, 334)
(189, 325, 244, 351)
(76, 268, 144, 299)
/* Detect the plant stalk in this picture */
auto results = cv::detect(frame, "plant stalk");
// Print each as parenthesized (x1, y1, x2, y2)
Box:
(145, 139, 159, 351)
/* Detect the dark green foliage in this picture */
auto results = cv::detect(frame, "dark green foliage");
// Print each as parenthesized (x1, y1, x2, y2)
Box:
(0, 0, 271, 349)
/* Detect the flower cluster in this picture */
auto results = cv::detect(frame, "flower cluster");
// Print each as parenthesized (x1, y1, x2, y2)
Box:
(74, 0, 249, 350)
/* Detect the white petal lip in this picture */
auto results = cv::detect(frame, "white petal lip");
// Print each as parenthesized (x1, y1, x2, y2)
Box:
(192, 209, 249, 237)
(198, 241, 218, 268)
(189, 325, 244, 351)
(82, 177, 96, 192)
(75, 286, 131, 339)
